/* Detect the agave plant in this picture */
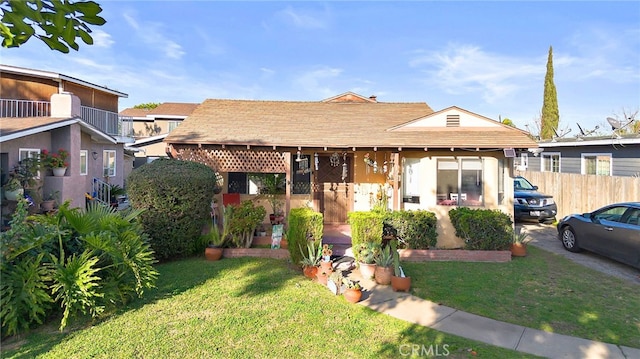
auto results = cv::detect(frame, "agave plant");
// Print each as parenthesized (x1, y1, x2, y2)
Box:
(299, 241, 322, 267)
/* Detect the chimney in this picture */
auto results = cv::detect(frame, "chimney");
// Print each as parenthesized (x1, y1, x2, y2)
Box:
(369, 95, 377, 102)
(51, 92, 81, 118)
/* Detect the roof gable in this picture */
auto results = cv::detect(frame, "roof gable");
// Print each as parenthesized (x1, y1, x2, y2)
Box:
(322, 92, 377, 103)
(390, 106, 503, 130)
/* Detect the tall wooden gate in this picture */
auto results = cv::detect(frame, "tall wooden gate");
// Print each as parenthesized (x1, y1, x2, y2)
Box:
(314, 154, 352, 224)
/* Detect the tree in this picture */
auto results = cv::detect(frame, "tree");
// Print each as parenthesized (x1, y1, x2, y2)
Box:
(0, 0, 105, 53)
(133, 102, 161, 110)
(501, 117, 515, 127)
(540, 46, 560, 140)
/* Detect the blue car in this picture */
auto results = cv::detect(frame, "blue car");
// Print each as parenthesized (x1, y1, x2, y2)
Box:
(514, 176, 557, 223)
(557, 202, 640, 269)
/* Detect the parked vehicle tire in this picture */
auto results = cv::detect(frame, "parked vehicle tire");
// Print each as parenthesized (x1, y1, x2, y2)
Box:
(560, 226, 581, 253)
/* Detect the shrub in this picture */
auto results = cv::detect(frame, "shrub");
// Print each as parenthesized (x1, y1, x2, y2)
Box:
(127, 159, 218, 260)
(286, 207, 323, 266)
(449, 207, 512, 250)
(384, 210, 438, 249)
(347, 211, 384, 248)
(225, 200, 266, 248)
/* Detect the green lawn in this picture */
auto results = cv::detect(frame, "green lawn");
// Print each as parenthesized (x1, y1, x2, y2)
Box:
(2, 257, 540, 359)
(406, 246, 640, 348)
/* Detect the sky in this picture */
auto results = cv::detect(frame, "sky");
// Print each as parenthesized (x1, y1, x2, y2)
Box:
(2, 1, 639, 136)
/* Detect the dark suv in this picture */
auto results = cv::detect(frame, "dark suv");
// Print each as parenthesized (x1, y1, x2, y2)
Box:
(514, 176, 557, 223)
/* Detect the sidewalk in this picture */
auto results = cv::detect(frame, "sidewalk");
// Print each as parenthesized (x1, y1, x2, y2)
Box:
(347, 271, 640, 359)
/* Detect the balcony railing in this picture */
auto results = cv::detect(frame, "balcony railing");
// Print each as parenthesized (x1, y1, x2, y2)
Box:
(0, 99, 133, 140)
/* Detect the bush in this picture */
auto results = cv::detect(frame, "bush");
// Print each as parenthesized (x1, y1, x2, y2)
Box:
(347, 211, 385, 249)
(449, 207, 512, 250)
(286, 207, 323, 266)
(127, 159, 218, 260)
(384, 210, 438, 249)
(1, 200, 157, 337)
(225, 200, 266, 248)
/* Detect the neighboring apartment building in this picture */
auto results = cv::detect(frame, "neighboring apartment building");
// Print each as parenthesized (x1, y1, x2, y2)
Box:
(0, 64, 133, 215)
(120, 102, 199, 167)
(516, 135, 640, 177)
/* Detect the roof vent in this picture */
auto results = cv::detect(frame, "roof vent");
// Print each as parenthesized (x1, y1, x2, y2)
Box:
(446, 114, 460, 127)
(369, 95, 377, 102)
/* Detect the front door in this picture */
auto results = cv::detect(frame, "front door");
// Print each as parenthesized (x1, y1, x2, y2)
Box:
(313, 153, 352, 224)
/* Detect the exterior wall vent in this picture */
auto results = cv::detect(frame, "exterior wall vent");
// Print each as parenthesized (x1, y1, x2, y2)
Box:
(446, 114, 460, 127)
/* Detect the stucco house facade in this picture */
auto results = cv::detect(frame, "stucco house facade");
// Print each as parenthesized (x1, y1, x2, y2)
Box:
(120, 102, 199, 168)
(0, 64, 133, 216)
(164, 92, 537, 248)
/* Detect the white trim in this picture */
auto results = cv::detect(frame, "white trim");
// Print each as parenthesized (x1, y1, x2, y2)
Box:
(0, 64, 128, 98)
(80, 150, 88, 175)
(541, 152, 561, 173)
(581, 153, 612, 176)
(539, 137, 640, 147)
(147, 115, 188, 120)
(0, 118, 117, 144)
(103, 150, 116, 177)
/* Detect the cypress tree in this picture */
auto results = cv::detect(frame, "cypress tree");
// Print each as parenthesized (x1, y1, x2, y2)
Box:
(540, 46, 559, 140)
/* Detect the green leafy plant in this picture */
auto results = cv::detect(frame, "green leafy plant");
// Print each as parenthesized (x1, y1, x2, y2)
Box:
(286, 207, 323, 265)
(347, 211, 384, 248)
(513, 230, 531, 245)
(3, 177, 22, 191)
(299, 240, 322, 267)
(342, 277, 362, 290)
(225, 200, 266, 248)
(250, 173, 285, 215)
(449, 207, 512, 250)
(375, 245, 394, 268)
(41, 148, 69, 168)
(354, 241, 380, 264)
(127, 158, 218, 259)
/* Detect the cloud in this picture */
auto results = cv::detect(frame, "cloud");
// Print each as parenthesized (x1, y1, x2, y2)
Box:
(276, 5, 329, 29)
(292, 66, 343, 97)
(409, 44, 544, 104)
(122, 11, 185, 60)
(90, 30, 114, 48)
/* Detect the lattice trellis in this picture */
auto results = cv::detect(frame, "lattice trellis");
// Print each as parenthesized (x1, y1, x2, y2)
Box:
(174, 146, 287, 173)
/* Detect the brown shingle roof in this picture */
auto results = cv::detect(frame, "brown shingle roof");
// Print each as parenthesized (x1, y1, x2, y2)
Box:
(0, 117, 72, 137)
(165, 98, 537, 149)
(148, 102, 199, 116)
(119, 108, 150, 117)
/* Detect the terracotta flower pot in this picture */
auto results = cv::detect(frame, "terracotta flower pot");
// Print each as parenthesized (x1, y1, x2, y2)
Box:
(205, 246, 223, 261)
(40, 200, 55, 212)
(391, 276, 411, 292)
(359, 262, 377, 280)
(510, 243, 527, 257)
(303, 265, 318, 279)
(374, 266, 393, 285)
(320, 261, 333, 274)
(316, 271, 328, 286)
(343, 288, 362, 303)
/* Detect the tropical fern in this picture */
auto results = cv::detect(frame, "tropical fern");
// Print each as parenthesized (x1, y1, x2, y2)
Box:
(0, 253, 53, 336)
(49, 250, 104, 331)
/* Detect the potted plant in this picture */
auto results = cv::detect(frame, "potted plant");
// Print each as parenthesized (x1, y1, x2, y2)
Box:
(108, 184, 126, 209)
(226, 200, 267, 248)
(299, 241, 322, 279)
(390, 240, 411, 292)
(374, 244, 394, 285)
(342, 278, 363, 303)
(3, 177, 23, 201)
(40, 190, 59, 212)
(354, 242, 380, 280)
(316, 244, 333, 284)
(204, 223, 226, 261)
(327, 271, 343, 295)
(41, 148, 69, 176)
(250, 173, 285, 224)
(510, 229, 531, 257)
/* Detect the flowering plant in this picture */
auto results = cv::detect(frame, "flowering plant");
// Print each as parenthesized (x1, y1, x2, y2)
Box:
(41, 148, 69, 168)
(321, 244, 333, 262)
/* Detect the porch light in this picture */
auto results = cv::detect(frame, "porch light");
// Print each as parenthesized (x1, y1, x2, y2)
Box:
(92, 151, 98, 160)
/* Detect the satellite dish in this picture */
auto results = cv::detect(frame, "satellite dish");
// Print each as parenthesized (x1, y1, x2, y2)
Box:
(607, 117, 622, 130)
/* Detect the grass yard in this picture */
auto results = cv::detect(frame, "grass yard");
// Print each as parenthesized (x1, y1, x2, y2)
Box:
(407, 246, 640, 348)
(1, 257, 540, 359)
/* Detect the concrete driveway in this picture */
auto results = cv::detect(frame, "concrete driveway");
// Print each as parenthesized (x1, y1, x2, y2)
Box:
(516, 222, 640, 285)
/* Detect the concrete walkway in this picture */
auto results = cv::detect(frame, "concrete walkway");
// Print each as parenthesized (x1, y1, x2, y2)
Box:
(347, 271, 640, 359)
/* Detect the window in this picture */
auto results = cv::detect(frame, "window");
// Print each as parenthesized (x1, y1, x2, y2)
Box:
(292, 154, 311, 194)
(593, 206, 628, 223)
(582, 154, 611, 176)
(520, 153, 529, 169)
(402, 158, 421, 202)
(168, 121, 180, 132)
(541, 153, 560, 173)
(80, 150, 88, 175)
(227, 172, 247, 194)
(103, 150, 116, 177)
(437, 158, 483, 206)
(19, 148, 41, 177)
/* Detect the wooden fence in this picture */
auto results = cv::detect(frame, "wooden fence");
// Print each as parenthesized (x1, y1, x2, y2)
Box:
(520, 171, 640, 219)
